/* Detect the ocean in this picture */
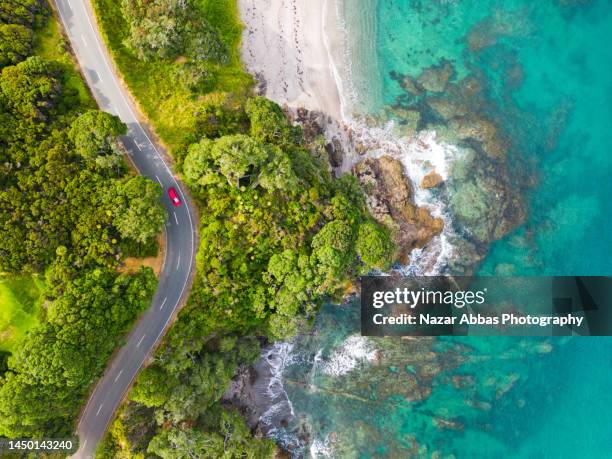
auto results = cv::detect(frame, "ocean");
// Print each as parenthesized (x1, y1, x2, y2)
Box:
(259, 0, 612, 456)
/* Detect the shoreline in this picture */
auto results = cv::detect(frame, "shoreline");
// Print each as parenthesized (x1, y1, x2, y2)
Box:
(239, 0, 345, 122)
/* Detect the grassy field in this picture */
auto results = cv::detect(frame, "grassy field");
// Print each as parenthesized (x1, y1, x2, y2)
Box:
(0, 276, 45, 353)
(92, 0, 253, 158)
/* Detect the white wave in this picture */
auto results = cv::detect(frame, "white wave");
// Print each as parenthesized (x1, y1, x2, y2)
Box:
(259, 342, 297, 429)
(310, 434, 334, 458)
(322, 335, 377, 376)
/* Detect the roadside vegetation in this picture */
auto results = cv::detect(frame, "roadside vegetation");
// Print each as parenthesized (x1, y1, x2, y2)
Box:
(93, 1, 396, 458)
(0, 0, 165, 437)
(93, 0, 252, 155)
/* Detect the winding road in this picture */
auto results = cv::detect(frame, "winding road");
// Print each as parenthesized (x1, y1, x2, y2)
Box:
(53, 1, 197, 457)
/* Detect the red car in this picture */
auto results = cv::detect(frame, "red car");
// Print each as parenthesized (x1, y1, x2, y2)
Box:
(167, 187, 182, 207)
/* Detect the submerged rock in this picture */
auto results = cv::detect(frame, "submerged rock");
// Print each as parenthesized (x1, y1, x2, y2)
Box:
(352, 156, 444, 263)
(449, 117, 509, 159)
(416, 60, 455, 93)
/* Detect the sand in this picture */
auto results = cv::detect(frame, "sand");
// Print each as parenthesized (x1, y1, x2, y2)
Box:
(239, 0, 344, 121)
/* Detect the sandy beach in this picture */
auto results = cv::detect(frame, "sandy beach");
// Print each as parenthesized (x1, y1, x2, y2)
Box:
(239, 0, 344, 121)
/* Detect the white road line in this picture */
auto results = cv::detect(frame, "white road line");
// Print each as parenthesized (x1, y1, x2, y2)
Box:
(96, 404, 104, 416)
(155, 175, 162, 185)
(113, 369, 123, 383)
(135, 142, 142, 151)
(160, 296, 167, 310)
(82, 440, 87, 450)
(137, 334, 146, 347)
(78, 0, 196, 303)
(81, 34, 87, 46)
(176, 253, 181, 270)
(174, 212, 179, 225)
(57, 3, 196, 448)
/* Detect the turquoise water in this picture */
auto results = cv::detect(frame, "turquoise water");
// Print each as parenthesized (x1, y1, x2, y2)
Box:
(280, 305, 612, 458)
(373, 0, 612, 275)
(269, 1, 612, 456)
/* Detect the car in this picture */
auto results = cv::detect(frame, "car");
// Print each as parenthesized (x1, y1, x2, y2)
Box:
(167, 187, 182, 207)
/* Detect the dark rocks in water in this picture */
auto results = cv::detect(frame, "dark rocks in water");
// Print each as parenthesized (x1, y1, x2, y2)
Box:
(400, 74, 423, 96)
(448, 146, 525, 246)
(392, 59, 455, 97)
(416, 60, 455, 93)
(352, 156, 444, 263)
(426, 97, 469, 121)
(450, 117, 510, 159)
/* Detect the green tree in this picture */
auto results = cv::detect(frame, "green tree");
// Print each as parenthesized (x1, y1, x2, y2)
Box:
(356, 221, 395, 270)
(311, 219, 356, 283)
(69, 110, 126, 162)
(0, 56, 60, 122)
(0, 0, 47, 28)
(111, 176, 166, 244)
(245, 96, 300, 146)
(0, 24, 33, 67)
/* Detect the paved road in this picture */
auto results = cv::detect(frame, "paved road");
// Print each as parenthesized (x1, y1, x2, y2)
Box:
(53, 1, 197, 457)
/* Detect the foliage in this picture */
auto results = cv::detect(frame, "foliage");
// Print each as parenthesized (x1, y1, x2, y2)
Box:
(0, 268, 156, 437)
(0, 0, 48, 28)
(69, 110, 126, 164)
(93, 0, 253, 153)
(112, 176, 167, 244)
(121, 0, 226, 63)
(0, 7, 164, 440)
(245, 96, 301, 147)
(91, 1, 396, 456)
(0, 24, 33, 68)
(0, 64, 164, 273)
(147, 409, 275, 459)
(356, 221, 395, 271)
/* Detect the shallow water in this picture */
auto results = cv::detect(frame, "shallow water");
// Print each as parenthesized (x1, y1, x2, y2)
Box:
(263, 0, 612, 456)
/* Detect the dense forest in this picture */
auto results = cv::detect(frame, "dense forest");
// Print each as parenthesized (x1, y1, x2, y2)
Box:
(0, 0, 165, 437)
(94, 1, 396, 458)
(0, 0, 395, 456)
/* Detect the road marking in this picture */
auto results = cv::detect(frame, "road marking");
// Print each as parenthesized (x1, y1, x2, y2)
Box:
(135, 142, 142, 151)
(136, 334, 146, 348)
(174, 212, 179, 225)
(155, 175, 162, 185)
(81, 34, 88, 46)
(82, 439, 87, 450)
(56, 4, 197, 446)
(113, 370, 123, 383)
(176, 253, 181, 270)
(160, 296, 167, 310)
(96, 404, 104, 416)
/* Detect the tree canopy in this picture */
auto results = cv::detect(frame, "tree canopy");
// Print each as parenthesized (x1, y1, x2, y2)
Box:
(0, 7, 165, 440)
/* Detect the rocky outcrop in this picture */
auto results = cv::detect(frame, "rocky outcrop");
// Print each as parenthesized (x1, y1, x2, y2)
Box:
(421, 171, 443, 189)
(353, 156, 443, 263)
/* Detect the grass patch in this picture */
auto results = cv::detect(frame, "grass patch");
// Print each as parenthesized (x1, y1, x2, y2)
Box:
(92, 0, 253, 157)
(0, 275, 45, 353)
(34, 11, 96, 111)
